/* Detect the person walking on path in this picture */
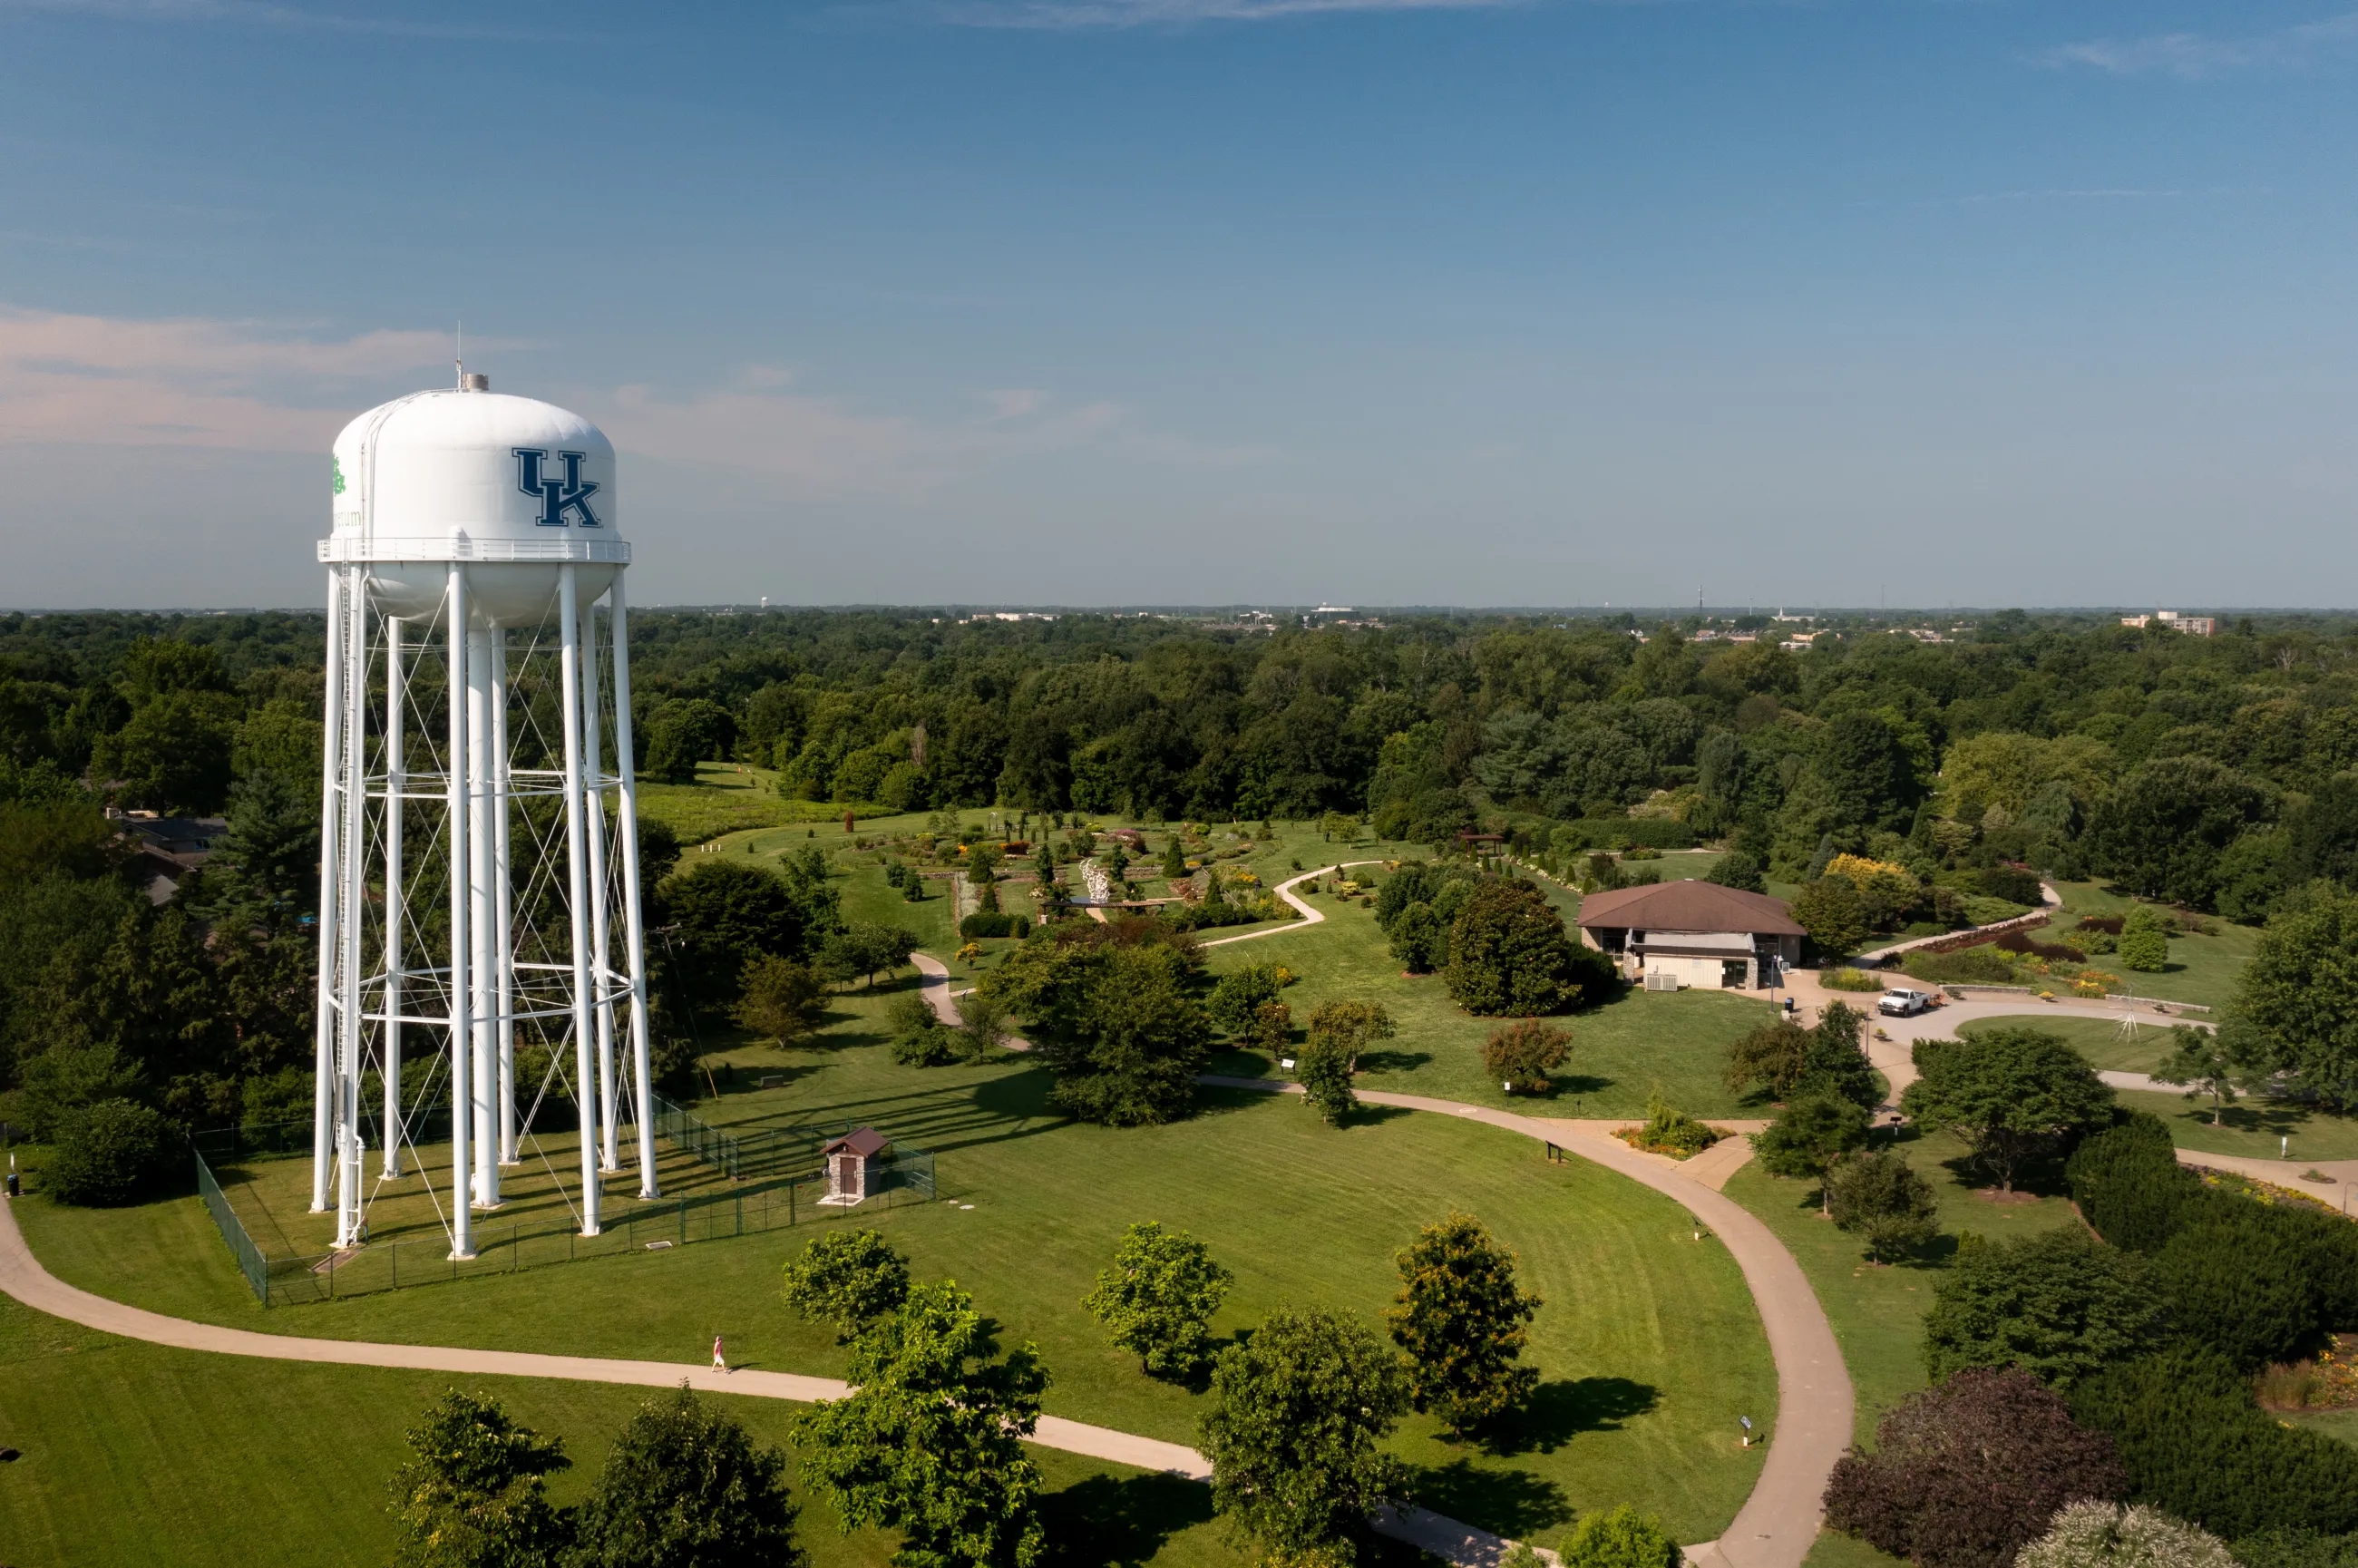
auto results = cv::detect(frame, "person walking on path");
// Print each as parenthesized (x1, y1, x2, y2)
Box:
(712, 1333, 728, 1373)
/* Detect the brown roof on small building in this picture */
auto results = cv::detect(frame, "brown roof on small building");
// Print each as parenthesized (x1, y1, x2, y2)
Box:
(1575, 879, 1804, 937)
(823, 1126, 891, 1159)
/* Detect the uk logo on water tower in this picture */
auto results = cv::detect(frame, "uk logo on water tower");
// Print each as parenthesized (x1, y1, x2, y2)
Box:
(514, 447, 602, 528)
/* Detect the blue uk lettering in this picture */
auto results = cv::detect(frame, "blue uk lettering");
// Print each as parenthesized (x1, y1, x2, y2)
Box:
(513, 448, 602, 528)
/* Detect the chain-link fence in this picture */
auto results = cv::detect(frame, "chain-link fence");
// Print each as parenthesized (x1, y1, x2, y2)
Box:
(193, 1115, 935, 1307)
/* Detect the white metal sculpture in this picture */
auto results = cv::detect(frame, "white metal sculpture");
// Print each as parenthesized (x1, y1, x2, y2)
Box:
(310, 373, 657, 1259)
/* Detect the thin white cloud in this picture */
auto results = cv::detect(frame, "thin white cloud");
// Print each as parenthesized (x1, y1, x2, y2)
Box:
(933, 0, 1515, 30)
(0, 306, 1259, 495)
(2037, 10, 2358, 78)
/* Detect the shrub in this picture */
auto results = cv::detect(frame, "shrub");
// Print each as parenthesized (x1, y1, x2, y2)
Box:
(2014, 1501, 2234, 1568)
(887, 990, 958, 1066)
(1826, 1148, 1938, 1262)
(2152, 1208, 2321, 1369)
(1921, 1231, 2166, 1388)
(1819, 967, 1885, 992)
(1996, 929, 2087, 963)
(1484, 1019, 1571, 1094)
(1752, 1092, 1870, 1210)
(1823, 1368, 2126, 1568)
(958, 910, 1026, 939)
(2071, 1349, 2358, 1538)
(1904, 947, 2020, 986)
(46, 1098, 179, 1206)
(1978, 864, 2045, 906)
(1558, 1505, 1683, 1568)
(2233, 1532, 2358, 1568)
(2064, 1112, 2199, 1253)
(2119, 907, 2168, 972)
(1622, 1089, 1719, 1156)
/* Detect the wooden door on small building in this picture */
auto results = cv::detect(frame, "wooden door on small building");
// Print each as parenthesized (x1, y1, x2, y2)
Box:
(831, 1152, 865, 1203)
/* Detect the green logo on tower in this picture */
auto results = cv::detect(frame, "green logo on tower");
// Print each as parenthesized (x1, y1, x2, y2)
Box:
(331, 455, 346, 496)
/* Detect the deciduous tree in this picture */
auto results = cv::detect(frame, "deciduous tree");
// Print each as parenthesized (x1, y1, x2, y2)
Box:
(1483, 1018, 1571, 1094)
(781, 1229, 911, 1340)
(571, 1386, 801, 1568)
(387, 1389, 570, 1568)
(1826, 1148, 1939, 1261)
(1750, 1092, 1869, 1212)
(1082, 1221, 1233, 1378)
(1384, 1213, 1542, 1436)
(1899, 1027, 2113, 1192)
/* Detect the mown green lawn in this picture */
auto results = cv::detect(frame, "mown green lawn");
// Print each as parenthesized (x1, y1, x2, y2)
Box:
(1956, 1013, 2180, 1075)
(20, 1023, 1776, 1549)
(2116, 1089, 2358, 1164)
(0, 1290, 1258, 1568)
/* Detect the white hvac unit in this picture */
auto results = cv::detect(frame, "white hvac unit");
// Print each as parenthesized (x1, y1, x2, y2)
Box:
(1643, 970, 1682, 993)
(309, 374, 656, 1259)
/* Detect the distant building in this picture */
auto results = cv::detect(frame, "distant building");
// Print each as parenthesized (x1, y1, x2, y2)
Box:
(116, 812, 227, 904)
(1575, 880, 1805, 991)
(2122, 611, 2216, 637)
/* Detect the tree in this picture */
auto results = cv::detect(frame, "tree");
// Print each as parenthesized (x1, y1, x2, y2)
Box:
(45, 1098, 179, 1206)
(1921, 1231, 2165, 1388)
(2015, 1502, 2234, 1568)
(1082, 1221, 1234, 1378)
(1804, 1002, 1882, 1109)
(2087, 756, 2268, 908)
(1823, 1368, 2126, 1568)
(212, 767, 318, 916)
(387, 1389, 570, 1568)
(1305, 999, 1396, 1068)
(1899, 1028, 2114, 1192)
(1826, 1149, 1938, 1261)
(2151, 1207, 2321, 1370)
(1704, 850, 1768, 894)
(1198, 1304, 1409, 1563)
(1725, 1019, 1813, 1102)
(571, 1386, 802, 1568)
(731, 957, 828, 1046)
(1559, 1505, 1684, 1568)
(1484, 1018, 1571, 1094)
(1388, 901, 1450, 972)
(782, 1229, 912, 1340)
(1320, 811, 1357, 843)
(889, 990, 957, 1066)
(1207, 962, 1286, 1036)
(641, 699, 736, 784)
(1750, 1092, 1869, 1212)
(1384, 1213, 1542, 1436)
(1790, 876, 1868, 960)
(1445, 879, 1603, 1017)
(795, 1282, 1047, 1568)
(2117, 907, 2169, 972)
(89, 689, 237, 813)
(1161, 836, 1187, 878)
(663, 859, 839, 1008)
(1298, 1036, 1357, 1126)
(952, 989, 1010, 1059)
(2152, 1024, 2256, 1125)
(986, 935, 1210, 1125)
(2231, 884, 2358, 1111)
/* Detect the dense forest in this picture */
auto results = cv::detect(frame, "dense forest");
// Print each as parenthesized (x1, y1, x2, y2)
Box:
(9, 604, 2358, 1142)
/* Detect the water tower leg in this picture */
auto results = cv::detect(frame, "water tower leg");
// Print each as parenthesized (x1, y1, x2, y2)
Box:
(491, 626, 517, 1169)
(312, 567, 346, 1214)
(446, 567, 475, 1259)
(336, 570, 369, 1249)
(559, 566, 600, 1235)
(609, 572, 660, 1200)
(467, 625, 500, 1211)
(581, 601, 619, 1174)
(382, 617, 404, 1180)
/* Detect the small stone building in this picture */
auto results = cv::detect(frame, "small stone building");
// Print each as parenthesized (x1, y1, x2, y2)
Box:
(820, 1126, 891, 1206)
(1575, 881, 1804, 991)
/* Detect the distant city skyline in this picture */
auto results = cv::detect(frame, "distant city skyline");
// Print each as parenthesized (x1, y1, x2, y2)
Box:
(3, 1, 2355, 609)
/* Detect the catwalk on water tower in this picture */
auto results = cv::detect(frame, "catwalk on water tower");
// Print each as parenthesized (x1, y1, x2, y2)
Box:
(311, 372, 658, 1261)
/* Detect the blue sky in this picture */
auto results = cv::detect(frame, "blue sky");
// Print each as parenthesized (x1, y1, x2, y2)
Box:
(2, 0, 2354, 609)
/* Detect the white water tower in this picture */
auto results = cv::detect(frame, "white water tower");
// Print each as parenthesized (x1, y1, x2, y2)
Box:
(311, 373, 658, 1258)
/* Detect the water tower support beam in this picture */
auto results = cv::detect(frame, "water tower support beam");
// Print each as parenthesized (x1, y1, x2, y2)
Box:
(492, 627, 516, 1168)
(559, 565, 601, 1235)
(335, 565, 369, 1249)
(382, 616, 404, 1179)
(609, 572, 659, 1200)
(467, 626, 499, 1210)
(582, 600, 619, 1173)
(311, 567, 346, 1214)
(446, 568, 476, 1259)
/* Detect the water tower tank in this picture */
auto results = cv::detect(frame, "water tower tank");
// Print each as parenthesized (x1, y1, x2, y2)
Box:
(327, 382, 625, 622)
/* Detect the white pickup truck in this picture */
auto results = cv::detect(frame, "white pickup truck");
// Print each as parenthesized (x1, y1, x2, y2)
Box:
(1877, 989, 1936, 1017)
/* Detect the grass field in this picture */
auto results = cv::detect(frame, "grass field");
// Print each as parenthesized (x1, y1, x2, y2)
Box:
(19, 1008, 1777, 1549)
(1955, 1013, 2183, 1075)
(2046, 882, 2261, 1013)
(1203, 878, 1779, 1122)
(0, 1290, 1271, 1568)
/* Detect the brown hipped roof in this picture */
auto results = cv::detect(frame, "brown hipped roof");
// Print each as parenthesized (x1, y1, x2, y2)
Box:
(1575, 879, 1805, 937)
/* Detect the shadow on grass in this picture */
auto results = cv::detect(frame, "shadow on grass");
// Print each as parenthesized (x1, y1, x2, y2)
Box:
(1358, 1050, 1433, 1075)
(1408, 1456, 1572, 1536)
(1480, 1377, 1661, 1456)
(1039, 1468, 1217, 1568)
(1347, 1103, 1414, 1126)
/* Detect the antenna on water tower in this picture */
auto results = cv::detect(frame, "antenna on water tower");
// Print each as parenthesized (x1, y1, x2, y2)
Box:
(453, 321, 463, 389)
(312, 378, 657, 1260)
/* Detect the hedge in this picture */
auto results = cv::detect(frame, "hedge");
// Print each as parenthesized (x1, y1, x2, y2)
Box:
(1557, 816, 1699, 852)
(2071, 1349, 2358, 1540)
(958, 911, 1028, 939)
